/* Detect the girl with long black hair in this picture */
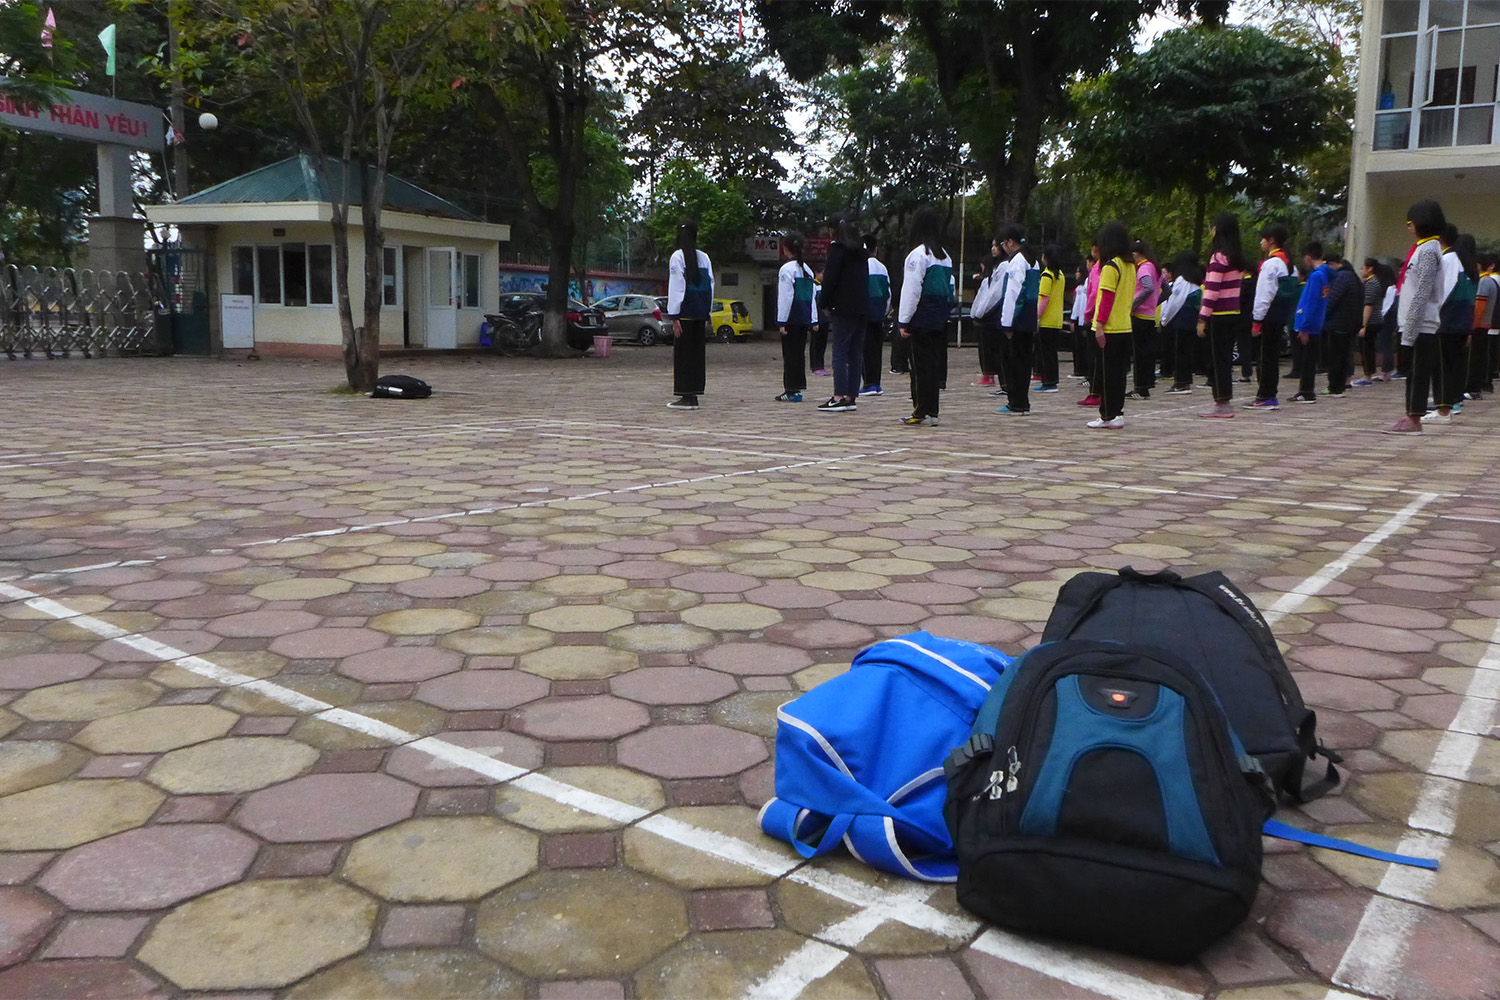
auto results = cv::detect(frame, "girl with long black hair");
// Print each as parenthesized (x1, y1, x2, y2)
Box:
(1196, 212, 1248, 417)
(1087, 220, 1136, 429)
(775, 234, 818, 402)
(667, 218, 713, 409)
(896, 205, 955, 426)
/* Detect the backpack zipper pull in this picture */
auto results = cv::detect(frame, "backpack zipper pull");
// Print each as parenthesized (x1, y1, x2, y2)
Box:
(980, 769, 1006, 801)
(1005, 746, 1021, 794)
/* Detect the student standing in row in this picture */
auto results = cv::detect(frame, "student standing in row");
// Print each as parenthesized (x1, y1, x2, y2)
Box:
(897, 205, 955, 426)
(816, 215, 870, 412)
(1322, 258, 1364, 397)
(1357, 258, 1391, 386)
(972, 237, 1004, 388)
(1474, 253, 1499, 394)
(667, 218, 713, 410)
(1385, 199, 1447, 434)
(1161, 252, 1203, 396)
(1077, 250, 1103, 409)
(775, 235, 817, 403)
(1430, 228, 1478, 422)
(1035, 246, 1066, 394)
(1069, 260, 1091, 382)
(1087, 220, 1136, 429)
(861, 234, 891, 396)
(1129, 241, 1160, 399)
(995, 223, 1040, 415)
(1196, 212, 1247, 418)
(1291, 242, 1332, 403)
(1247, 223, 1294, 409)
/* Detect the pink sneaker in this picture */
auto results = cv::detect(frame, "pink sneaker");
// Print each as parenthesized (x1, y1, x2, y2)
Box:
(971, 375, 996, 386)
(1077, 394, 1101, 406)
(1199, 402, 1235, 418)
(1381, 416, 1422, 434)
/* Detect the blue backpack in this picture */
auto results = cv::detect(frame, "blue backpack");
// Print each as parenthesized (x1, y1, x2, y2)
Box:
(944, 638, 1269, 961)
(759, 632, 1011, 881)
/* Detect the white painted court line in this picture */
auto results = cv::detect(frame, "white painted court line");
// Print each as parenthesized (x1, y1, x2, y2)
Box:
(1327, 612, 1500, 1000)
(1262, 492, 1440, 626)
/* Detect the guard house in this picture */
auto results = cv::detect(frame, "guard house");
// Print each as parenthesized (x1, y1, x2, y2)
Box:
(144, 155, 511, 357)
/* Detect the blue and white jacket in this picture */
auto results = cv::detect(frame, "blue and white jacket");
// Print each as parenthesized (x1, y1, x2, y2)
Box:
(759, 631, 1011, 881)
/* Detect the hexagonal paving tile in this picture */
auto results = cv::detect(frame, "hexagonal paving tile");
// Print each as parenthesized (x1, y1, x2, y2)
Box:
(440, 626, 554, 656)
(237, 773, 419, 842)
(342, 817, 538, 902)
(415, 670, 551, 711)
(137, 878, 377, 990)
(369, 608, 481, 636)
(286, 950, 523, 999)
(475, 869, 688, 978)
(527, 604, 636, 633)
(698, 643, 813, 677)
(39, 824, 258, 911)
(75, 705, 237, 754)
(338, 646, 462, 684)
(618, 724, 768, 779)
(10, 678, 161, 721)
(0, 653, 101, 689)
(0, 740, 88, 797)
(149, 737, 319, 794)
(511, 696, 651, 741)
(610, 667, 738, 706)
(519, 645, 639, 680)
(0, 886, 62, 967)
(0, 781, 164, 850)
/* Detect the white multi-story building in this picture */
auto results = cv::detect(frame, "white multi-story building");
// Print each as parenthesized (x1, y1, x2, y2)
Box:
(1347, 0, 1500, 261)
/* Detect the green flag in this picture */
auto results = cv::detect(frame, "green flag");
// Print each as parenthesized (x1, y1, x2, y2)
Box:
(98, 24, 116, 76)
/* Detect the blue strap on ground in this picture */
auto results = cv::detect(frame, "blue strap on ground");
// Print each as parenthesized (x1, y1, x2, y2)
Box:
(1263, 818, 1440, 870)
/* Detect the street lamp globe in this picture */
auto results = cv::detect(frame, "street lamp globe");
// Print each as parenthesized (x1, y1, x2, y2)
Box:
(198, 112, 218, 131)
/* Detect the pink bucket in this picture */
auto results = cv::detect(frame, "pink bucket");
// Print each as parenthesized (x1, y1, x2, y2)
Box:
(592, 335, 612, 357)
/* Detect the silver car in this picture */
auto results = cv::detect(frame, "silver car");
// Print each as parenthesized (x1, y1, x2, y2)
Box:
(592, 294, 670, 346)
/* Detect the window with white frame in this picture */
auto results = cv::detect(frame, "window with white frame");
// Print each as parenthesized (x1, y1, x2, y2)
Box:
(462, 253, 481, 308)
(233, 243, 336, 306)
(1374, 0, 1500, 150)
(382, 245, 402, 306)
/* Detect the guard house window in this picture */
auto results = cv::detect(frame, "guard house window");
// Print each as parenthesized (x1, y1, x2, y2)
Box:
(308, 245, 333, 305)
(230, 246, 255, 296)
(382, 246, 402, 306)
(1375, 0, 1500, 150)
(462, 253, 481, 308)
(256, 247, 281, 304)
(282, 244, 308, 306)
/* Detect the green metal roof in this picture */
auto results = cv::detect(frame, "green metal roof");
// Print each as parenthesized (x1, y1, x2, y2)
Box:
(177, 154, 479, 222)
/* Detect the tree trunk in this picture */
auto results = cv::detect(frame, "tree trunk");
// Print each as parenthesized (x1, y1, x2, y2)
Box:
(357, 161, 385, 391)
(542, 212, 576, 357)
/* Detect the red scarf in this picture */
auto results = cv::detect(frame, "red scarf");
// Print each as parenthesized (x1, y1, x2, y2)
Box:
(1398, 237, 1438, 292)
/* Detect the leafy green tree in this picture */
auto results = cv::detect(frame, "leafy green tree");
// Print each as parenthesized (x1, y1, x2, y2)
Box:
(1074, 25, 1338, 255)
(806, 54, 969, 243)
(632, 52, 793, 222)
(174, 0, 464, 391)
(645, 159, 752, 263)
(756, 0, 1229, 235)
(450, 0, 703, 356)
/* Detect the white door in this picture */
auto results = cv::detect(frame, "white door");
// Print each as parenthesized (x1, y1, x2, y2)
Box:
(425, 247, 458, 349)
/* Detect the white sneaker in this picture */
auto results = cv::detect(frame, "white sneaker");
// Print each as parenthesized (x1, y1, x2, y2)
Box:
(1086, 416, 1124, 429)
(1424, 411, 1452, 424)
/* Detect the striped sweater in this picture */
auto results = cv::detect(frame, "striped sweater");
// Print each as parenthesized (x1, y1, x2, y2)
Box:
(1198, 251, 1244, 318)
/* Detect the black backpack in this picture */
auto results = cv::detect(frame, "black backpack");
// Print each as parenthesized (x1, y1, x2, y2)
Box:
(1041, 566, 1339, 803)
(370, 374, 432, 399)
(945, 639, 1271, 962)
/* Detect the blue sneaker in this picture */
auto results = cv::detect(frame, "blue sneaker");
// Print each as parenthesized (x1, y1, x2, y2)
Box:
(775, 391, 804, 403)
(858, 385, 882, 396)
(994, 405, 1030, 415)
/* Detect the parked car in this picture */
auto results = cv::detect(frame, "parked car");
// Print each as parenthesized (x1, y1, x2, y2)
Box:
(710, 299, 755, 341)
(490, 292, 603, 351)
(946, 302, 974, 344)
(591, 293, 669, 346)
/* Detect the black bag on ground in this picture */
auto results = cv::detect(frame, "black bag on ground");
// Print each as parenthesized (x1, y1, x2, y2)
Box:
(1040, 566, 1339, 803)
(371, 374, 432, 399)
(945, 639, 1272, 962)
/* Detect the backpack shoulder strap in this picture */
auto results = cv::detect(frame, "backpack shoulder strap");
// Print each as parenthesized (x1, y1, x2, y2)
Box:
(1041, 567, 1181, 640)
(1166, 568, 1342, 802)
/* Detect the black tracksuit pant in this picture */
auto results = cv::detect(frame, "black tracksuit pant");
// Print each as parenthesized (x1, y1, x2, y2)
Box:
(1255, 319, 1283, 400)
(781, 324, 809, 394)
(863, 321, 885, 388)
(1204, 314, 1237, 403)
(674, 319, 706, 396)
(909, 328, 946, 418)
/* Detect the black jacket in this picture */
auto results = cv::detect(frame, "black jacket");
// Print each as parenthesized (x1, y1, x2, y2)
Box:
(1325, 266, 1364, 333)
(818, 242, 870, 321)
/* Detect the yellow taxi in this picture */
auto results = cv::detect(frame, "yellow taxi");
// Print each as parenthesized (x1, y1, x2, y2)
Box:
(710, 299, 755, 341)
